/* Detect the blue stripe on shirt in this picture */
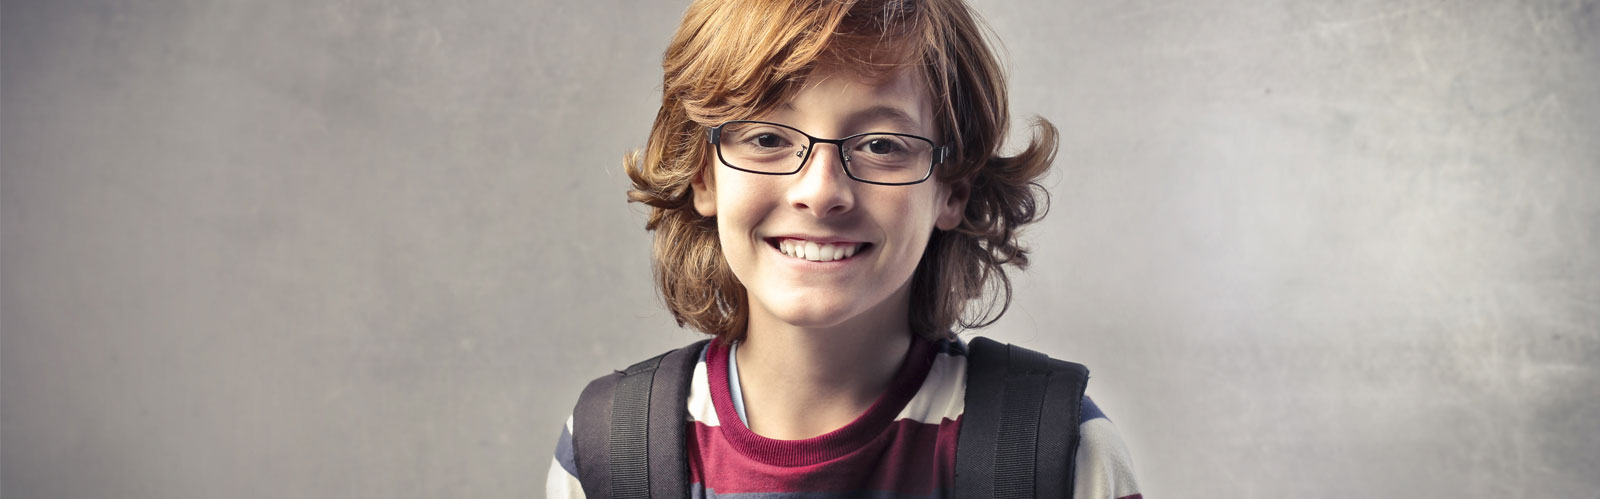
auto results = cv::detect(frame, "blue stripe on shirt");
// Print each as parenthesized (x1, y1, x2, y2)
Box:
(555, 421, 578, 477)
(1082, 395, 1106, 422)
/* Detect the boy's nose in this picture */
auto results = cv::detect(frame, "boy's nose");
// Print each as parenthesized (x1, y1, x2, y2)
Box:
(786, 143, 855, 219)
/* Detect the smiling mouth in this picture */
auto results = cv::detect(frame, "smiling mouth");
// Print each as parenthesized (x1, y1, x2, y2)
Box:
(766, 238, 870, 262)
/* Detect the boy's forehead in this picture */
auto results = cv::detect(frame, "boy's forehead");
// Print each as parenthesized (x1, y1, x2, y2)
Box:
(772, 66, 935, 129)
(801, 65, 925, 100)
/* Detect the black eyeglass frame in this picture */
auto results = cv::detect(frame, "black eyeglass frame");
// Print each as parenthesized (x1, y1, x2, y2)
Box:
(706, 120, 951, 186)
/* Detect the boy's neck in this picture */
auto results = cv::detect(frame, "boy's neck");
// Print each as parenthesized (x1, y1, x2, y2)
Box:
(734, 301, 915, 441)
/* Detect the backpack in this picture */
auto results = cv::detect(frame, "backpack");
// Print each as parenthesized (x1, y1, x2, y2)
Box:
(569, 336, 1089, 498)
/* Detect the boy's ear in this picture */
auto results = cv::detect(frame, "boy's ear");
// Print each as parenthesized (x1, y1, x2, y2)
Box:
(934, 177, 969, 231)
(690, 167, 717, 217)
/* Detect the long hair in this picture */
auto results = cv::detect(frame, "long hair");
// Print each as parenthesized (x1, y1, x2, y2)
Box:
(625, 0, 1058, 342)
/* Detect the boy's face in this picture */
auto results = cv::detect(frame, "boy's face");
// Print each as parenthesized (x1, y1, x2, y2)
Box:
(691, 66, 968, 334)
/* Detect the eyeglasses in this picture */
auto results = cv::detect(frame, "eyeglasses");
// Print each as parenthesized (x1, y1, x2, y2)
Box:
(706, 120, 950, 186)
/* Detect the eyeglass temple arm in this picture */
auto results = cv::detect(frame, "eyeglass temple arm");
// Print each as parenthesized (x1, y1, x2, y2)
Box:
(706, 126, 720, 144)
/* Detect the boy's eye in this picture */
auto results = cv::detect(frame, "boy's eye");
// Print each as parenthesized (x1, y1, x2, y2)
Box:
(753, 133, 786, 148)
(734, 131, 793, 150)
(860, 137, 907, 155)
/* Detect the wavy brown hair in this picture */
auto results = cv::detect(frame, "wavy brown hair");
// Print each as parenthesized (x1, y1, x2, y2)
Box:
(625, 0, 1058, 342)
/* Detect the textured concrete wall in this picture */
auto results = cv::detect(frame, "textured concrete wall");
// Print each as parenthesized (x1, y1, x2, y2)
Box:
(3, 1, 1596, 497)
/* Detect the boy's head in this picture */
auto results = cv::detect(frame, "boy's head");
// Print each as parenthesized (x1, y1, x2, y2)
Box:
(626, 0, 1057, 342)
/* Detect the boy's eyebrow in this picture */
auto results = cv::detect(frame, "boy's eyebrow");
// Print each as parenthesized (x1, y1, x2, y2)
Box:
(774, 103, 925, 135)
(847, 105, 922, 133)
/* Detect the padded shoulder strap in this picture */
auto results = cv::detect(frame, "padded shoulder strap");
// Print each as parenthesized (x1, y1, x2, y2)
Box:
(954, 337, 1090, 499)
(572, 339, 708, 499)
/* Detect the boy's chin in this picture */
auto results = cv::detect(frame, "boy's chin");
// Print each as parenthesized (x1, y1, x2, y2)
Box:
(753, 299, 866, 331)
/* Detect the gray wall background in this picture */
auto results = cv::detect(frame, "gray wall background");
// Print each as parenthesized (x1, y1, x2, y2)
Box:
(3, 0, 1597, 497)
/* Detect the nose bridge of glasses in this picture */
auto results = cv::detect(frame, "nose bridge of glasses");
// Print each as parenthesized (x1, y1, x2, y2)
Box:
(789, 137, 856, 214)
(800, 136, 853, 168)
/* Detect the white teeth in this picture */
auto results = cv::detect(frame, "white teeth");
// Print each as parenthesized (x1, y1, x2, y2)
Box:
(776, 239, 862, 262)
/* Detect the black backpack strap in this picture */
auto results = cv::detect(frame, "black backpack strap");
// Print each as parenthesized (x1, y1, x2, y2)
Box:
(954, 336, 1090, 498)
(572, 339, 708, 499)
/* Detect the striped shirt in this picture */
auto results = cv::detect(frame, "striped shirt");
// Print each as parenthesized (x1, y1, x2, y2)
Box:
(547, 338, 1142, 498)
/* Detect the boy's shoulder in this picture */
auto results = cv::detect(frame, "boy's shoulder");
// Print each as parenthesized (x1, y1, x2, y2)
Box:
(1074, 396, 1143, 499)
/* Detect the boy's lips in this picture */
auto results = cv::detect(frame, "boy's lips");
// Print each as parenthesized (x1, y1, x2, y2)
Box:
(765, 234, 866, 245)
(764, 236, 871, 263)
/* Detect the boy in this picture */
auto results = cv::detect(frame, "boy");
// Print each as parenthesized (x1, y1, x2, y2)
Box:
(550, 0, 1141, 497)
